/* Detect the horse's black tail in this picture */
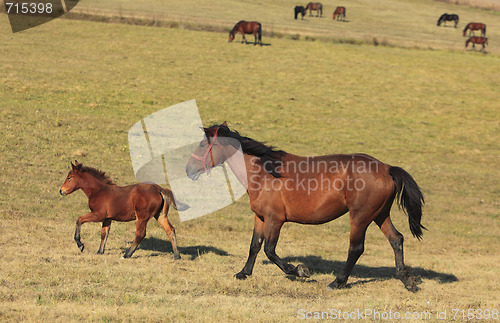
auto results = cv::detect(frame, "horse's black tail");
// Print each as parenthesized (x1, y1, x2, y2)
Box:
(484, 25, 486, 36)
(389, 166, 426, 240)
(320, 4, 323, 16)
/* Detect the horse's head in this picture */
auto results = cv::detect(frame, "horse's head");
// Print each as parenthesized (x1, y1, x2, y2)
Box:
(228, 32, 235, 42)
(186, 122, 238, 180)
(60, 161, 84, 196)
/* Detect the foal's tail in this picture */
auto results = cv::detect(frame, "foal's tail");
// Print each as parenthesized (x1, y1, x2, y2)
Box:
(389, 166, 426, 240)
(160, 188, 189, 211)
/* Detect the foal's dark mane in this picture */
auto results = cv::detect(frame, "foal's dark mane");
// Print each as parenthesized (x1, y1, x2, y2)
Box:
(80, 165, 115, 185)
(206, 124, 286, 178)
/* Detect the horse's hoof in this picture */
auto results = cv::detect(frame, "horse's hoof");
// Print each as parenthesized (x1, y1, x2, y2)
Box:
(326, 280, 346, 290)
(174, 254, 181, 260)
(235, 272, 249, 280)
(78, 245, 84, 252)
(296, 264, 310, 278)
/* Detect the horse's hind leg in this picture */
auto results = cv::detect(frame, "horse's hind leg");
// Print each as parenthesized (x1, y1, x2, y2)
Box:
(157, 213, 181, 260)
(97, 219, 112, 254)
(375, 213, 418, 292)
(235, 215, 265, 279)
(327, 222, 368, 289)
(122, 218, 148, 259)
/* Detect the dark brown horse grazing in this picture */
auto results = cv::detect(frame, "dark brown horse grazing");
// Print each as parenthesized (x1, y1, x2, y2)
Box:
(305, 2, 323, 17)
(229, 21, 262, 45)
(186, 123, 426, 291)
(466, 36, 488, 51)
(463, 22, 486, 37)
(333, 6, 346, 21)
(60, 161, 187, 259)
(437, 13, 459, 28)
(294, 5, 306, 20)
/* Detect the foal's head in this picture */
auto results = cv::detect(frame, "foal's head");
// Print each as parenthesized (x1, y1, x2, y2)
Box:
(60, 161, 112, 196)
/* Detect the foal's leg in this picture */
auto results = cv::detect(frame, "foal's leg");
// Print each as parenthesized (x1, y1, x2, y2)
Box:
(327, 220, 368, 289)
(157, 213, 181, 260)
(74, 212, 105, 252)
(97, 219, 112, 254)
(235, 215, 265, 279)
(263, 218, 310, 278)
(122, 217, 149, 259)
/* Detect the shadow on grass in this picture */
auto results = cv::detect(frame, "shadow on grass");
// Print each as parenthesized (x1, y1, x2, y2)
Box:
(263, 255, 458, 286)
(132, 237, 230, 260)
(231, 41, 272, 47)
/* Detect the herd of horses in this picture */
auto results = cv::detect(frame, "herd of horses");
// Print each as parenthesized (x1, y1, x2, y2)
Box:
(294, 2, 345, 21)
(229, 5, 489, 51)
(437, 13, 488, 51)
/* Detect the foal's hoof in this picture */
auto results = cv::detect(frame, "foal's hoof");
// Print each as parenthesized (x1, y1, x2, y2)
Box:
(402, 275, 421, 292)
(235, 272, 249, 280)
(326, 280, 346, 290)
(296, 264, 311, 278)
(78, 244, 84, 252)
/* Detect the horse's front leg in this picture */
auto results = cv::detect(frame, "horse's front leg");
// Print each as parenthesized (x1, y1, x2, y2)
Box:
(74, 212, 105, 252)
(263, 217, 310, 278)
(242, 33, 247, 44)
(235, 215, 265, 279)
(97, 219, 112, 254)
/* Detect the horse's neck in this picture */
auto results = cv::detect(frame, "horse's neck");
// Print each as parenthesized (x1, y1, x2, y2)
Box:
(80, 173, 108, 198)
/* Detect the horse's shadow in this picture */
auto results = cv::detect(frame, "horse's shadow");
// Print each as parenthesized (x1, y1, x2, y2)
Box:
(133, 237, 230, 260)
(264, 255, 458, 287)
(235, 41, 272, 47)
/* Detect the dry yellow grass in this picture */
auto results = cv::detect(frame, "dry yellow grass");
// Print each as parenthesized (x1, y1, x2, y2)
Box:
(0, 2, 499, 321)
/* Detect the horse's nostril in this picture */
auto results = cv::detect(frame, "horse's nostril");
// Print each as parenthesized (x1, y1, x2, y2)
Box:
(60, 189, 65, 196)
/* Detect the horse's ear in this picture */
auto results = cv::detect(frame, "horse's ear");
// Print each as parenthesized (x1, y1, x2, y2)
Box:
(222, 121, 228, 127)
(71, 161, 76, 170)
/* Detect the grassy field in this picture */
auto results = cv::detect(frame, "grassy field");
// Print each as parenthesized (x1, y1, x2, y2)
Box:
(64, 0, 500, 54)
(0, 1, 499, 322)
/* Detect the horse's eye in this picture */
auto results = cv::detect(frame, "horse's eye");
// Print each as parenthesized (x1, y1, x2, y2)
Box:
(67, 177, 71, 180)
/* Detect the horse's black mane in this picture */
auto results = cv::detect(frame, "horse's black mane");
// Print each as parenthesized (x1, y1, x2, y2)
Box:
(206, 124, 286, 178)
(80, 164, 115, 185)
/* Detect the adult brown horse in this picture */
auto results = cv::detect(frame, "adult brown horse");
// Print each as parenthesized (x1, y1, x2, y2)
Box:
(305, 2, 323, 17)
(60, 161, 187, 259)
(466, 36, 488, 51)
(463, 22, 486, 37)
(186, 123, 426, 291)
(229, 21, 262, 45)
(333, 6, 346, 21)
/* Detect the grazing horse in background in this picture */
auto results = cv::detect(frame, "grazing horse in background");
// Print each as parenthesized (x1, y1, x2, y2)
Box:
(186, 123, 426, 291)
(437, 13, 459, 28)
(294, 5, 306, 20)
(466, 36, 488, 51)
(333, 6, 346, 21)
(60, 161, 187, 259)
(229, 20, 262, 45)
(305, 2, 323, 17)
(463, 22, 486, 37)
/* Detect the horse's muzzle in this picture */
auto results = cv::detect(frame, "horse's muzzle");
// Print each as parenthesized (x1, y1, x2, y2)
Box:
(59, 189, 66, 196)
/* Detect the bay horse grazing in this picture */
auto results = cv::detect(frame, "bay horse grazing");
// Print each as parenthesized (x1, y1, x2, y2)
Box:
(229, 21, 262, 45)
(186, 123, 426, 291)
(466, 36, 488, 51)
(333, 6, 346, 21)
(60, 161, 187, 259)
(305, 2, 323, 17)
(463, 22, 486, 37)
(437, 13, 459, 28)
(294, 6, 306, 20)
